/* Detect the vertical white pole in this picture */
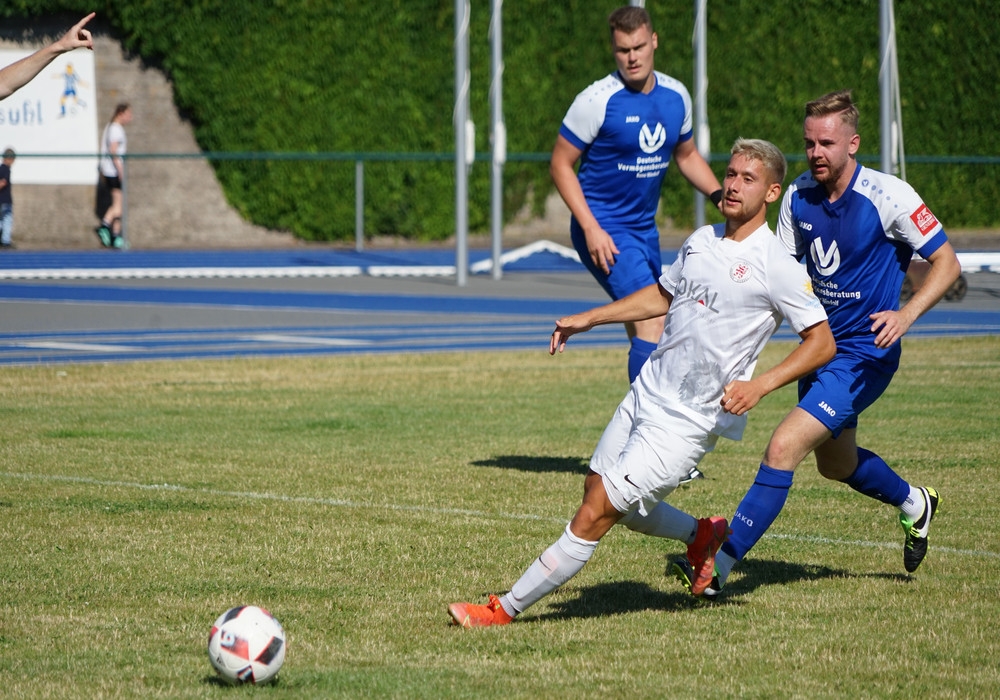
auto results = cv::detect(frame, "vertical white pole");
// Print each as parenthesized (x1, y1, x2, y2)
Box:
(489, 0, 505, 280)
(879, 0, 894, 175)
(355, 160, 364, 251)
(693, 0, 709, 229)
(454, 0, 470, 286)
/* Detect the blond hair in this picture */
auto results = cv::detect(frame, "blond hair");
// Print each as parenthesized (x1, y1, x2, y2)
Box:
(730, 138, 787, 185)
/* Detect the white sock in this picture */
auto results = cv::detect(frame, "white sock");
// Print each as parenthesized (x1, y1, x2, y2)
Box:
(619, 501, 698, 543)
(714, 551, 737, 585)
(500, 524, 597, 616)
(899, 485, 926, 522)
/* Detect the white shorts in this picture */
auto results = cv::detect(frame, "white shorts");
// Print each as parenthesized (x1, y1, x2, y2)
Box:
(590, 386, 718, 517)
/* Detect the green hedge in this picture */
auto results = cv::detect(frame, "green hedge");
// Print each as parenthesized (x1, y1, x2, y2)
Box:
(5, 1, 999, 240)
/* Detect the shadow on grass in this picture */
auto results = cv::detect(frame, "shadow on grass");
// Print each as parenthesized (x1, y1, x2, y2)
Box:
(660, 557, 911, 606)
(471, 455, 589, 475)
(531, 580, 693, 621)
(524, 558, 912, 622)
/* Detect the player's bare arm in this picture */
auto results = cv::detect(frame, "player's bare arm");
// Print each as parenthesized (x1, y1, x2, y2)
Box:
(550, 135, 620, 274)
(0, 12, 95, 101)
(672, 138, 723, 208)
(869, 241, 961, 349)
(550, 282, 672, 355)
(720, 320, 836, 416)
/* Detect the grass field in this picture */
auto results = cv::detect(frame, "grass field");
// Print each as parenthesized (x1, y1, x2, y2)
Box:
(1, 337, 998, 698)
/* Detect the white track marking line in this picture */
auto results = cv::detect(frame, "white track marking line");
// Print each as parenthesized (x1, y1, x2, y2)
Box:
(14, 341, 138, 352)
(246, 333, 373, 347)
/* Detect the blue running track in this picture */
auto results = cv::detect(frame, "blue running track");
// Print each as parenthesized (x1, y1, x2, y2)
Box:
(0, 247, 997, 366)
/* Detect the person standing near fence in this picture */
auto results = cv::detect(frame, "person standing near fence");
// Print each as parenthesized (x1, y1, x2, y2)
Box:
(550, 6, 722, 383)
(0, 148, 15, 248)
(96, 102, 132, 249)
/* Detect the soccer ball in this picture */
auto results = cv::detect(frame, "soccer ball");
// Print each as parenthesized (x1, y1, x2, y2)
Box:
(207, 605, 286, 685)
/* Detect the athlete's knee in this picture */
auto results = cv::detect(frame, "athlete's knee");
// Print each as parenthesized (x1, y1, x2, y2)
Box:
(761, 431, 802, 471)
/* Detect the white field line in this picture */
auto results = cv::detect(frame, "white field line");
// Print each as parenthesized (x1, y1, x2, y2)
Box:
(3, 470, 998, 561)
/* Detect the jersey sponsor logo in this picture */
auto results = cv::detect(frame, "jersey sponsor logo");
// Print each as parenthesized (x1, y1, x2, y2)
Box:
(910, 204, 939, 236)
(730, 260, 753, 283)
(674, 277, 720, 313)
(639, 122, 666, 153)
(809, 238, 840, 275)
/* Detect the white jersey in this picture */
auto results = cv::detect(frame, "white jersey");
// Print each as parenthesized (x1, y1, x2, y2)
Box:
(99, 121, 127, 178)
(637, 222, 827, 440)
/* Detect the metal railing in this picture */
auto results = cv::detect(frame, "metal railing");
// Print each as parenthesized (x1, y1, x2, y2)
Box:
(18, 150, 1000, 255)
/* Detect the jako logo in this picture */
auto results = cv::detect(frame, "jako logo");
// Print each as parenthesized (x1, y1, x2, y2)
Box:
(818, 401, 836, 417)
(734, 510, 753, 528)
(639, 123, 666, 153)
(809, 238, 840, 275)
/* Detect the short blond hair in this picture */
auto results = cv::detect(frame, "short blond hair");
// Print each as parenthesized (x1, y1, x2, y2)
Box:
(730, 138, 787, 185)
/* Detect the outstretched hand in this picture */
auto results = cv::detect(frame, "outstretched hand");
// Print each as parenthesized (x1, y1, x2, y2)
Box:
(549, 314, 594, 355)
(56, 13, 95, 53)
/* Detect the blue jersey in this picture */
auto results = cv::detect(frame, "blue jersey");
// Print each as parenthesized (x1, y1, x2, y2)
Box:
(777, 163, 947, 362)
(559, 71, 693, 235)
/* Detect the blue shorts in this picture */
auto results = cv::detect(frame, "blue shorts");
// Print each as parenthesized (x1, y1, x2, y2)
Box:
(797, 350, 898, 438)
(571, 220, 662, 301)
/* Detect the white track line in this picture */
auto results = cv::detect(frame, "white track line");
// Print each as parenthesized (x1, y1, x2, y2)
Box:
(3, 471, 997, 561)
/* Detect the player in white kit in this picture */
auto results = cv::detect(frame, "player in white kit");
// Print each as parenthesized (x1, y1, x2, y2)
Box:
(448, 139, 834, 627)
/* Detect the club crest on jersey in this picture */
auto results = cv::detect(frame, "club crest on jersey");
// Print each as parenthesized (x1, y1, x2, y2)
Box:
(910, 204, 939, 236)
(639, 123, 666, 153)
(809, 238, 840, 275)
(729, 260, 753, 283)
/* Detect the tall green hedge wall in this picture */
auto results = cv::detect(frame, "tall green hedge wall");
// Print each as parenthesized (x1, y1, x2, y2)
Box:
(5, 1, 999, 240)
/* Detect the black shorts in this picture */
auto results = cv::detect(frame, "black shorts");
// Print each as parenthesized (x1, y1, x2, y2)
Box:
(94, 174, 121, 218)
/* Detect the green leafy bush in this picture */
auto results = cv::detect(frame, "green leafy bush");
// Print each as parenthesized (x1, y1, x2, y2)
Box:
(5, 1, 998, 240)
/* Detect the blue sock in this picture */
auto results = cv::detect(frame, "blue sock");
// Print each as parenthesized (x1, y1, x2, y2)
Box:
(841, 447, 909, 507)
(720, 464, 794, 562)
(628, 338, 657, 383)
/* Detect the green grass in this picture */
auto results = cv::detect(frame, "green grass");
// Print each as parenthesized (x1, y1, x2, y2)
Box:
(1, 338, 998, 698)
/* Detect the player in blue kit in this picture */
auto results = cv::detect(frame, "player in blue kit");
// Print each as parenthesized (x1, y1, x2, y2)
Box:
(550, 5, 723, 387)
(674, 90, 963, 600)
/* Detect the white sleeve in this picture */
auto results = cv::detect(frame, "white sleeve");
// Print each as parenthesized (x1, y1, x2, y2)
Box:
(776, 185, 805, 260)
(768, 244, 828, 333)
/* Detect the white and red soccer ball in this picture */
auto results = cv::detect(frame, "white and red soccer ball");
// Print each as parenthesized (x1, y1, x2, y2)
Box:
(207, 605, 286, 685)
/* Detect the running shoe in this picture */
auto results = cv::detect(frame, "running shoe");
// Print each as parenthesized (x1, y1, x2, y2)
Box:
(95, 225, 111, 247)
(900, 486, 939, 573)
(448, 594, 513, 628)
(684, 516, 729, 596)
(671, 558, 723, 600)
